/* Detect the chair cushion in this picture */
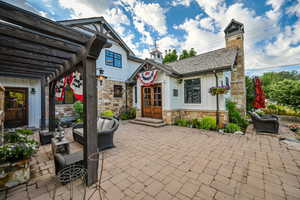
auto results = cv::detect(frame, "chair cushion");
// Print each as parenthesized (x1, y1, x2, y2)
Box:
(74, 128, 83, 136)
(97, 118, 105, 132)
(102, 119, 114, 132)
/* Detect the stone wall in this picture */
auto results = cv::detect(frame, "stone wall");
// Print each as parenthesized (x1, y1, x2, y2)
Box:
(98, 80, 133, 115)
(55, 104, 75, 119)
(162, 109, 228, 127)
(225, 33, 246, 115)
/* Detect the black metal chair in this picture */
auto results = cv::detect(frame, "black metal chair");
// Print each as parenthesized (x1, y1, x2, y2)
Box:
(248, 112, 279, 134)
(72, 117, 119, 150)
(53, 151, 83, 175)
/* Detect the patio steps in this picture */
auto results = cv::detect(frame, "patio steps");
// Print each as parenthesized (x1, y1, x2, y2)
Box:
(129, 117, 166, 128)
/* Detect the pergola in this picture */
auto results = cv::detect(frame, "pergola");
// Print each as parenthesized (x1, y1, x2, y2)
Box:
(0, 1, 110, 185)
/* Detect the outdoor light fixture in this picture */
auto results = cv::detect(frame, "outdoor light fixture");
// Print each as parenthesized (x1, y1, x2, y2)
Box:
(31, 88, 36, 95)
(96, 68, 107, 86)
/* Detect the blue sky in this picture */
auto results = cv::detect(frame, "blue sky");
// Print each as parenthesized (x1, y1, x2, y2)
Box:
(5, 0, 300, 73)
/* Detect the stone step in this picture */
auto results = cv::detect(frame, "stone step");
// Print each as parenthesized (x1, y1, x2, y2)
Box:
(135, 117, 164, 124)
(129, 120, 166, 128)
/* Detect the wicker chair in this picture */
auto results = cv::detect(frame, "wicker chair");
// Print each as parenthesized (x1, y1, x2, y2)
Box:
(249, 112, 279, 134)
(72, 117, 119, 150)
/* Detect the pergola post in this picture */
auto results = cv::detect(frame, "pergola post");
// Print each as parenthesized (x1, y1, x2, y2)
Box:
(82, 58, 98, 185)
(49, 81, 56, 131)
(40, 76, 46, 130)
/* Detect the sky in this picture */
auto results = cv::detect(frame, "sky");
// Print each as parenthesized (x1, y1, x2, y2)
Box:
(4, 0, 300, 72)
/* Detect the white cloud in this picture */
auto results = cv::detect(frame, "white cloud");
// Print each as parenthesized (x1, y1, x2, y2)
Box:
(286, 0, 300, 18)
(104, 8, 130, 26)
(133, 19, 154, 45)
(171, 0, 192, 7)
(118, 0, 168, 35)
(58, 0, 110, 18)
(158, 35, 180, 52)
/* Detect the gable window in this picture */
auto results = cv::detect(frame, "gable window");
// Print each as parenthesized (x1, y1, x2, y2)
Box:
(184, 78, 201, 104)
(114, 85, 123, 98)
(105, 50, 122, 68)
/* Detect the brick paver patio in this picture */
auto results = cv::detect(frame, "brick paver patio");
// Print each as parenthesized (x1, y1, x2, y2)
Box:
(4, 122, 300, 200)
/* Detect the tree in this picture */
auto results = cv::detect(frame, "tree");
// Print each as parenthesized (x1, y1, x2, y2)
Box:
(269, 79, 300, 109)
(260, 70, 300, 98)
(163, 49, 178, 64)
(245, 76, 255, 111)
(179, 48, 197, 60)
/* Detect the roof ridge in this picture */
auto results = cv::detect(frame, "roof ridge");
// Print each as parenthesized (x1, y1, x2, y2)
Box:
(167, 47, 231, 65)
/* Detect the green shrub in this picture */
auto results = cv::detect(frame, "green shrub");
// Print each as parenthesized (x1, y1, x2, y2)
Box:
(191, 118, 199, 128)
(263, 104, 300, 117)
(197, 117, 217, 130)
(128, 108, 136, 119)
(101, 110, 114, 117)
(120, 112, 129, 120)
(225, 123, 241, 133)
(175, 119, 189, 127)
(73, 101, 83, 120)
(226, 100, 248, 129)
(16, 129, 33, 136)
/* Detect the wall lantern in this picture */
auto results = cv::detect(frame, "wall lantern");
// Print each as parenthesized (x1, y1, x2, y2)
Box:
(96, 68, 107, 86)
(31, 88, 36, 95)
(177, 79, 183, 84)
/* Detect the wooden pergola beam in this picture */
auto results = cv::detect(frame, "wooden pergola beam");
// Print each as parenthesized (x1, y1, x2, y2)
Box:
(0, 35, 75, 60)
(0, 22, 82, 53)
(0, 1, 90, 45)
(0, 47, 66, 64)
(0, 55, 63, 70)
(0, 65, 56, 75)
(0, 67, 53, 77)
(0, 60, 59, 72)
(0, 71, 42, 79)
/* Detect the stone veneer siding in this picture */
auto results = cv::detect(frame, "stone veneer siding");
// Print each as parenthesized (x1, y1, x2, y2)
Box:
(98, 80, 133, 115)
(225, 33, 246, 115)
(163, 110, 228, 127)
(137, 109, 228, 127)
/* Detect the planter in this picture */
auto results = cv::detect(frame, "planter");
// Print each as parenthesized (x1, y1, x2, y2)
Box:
(209, 86, 230, 96)
(0, 159, 30, 188)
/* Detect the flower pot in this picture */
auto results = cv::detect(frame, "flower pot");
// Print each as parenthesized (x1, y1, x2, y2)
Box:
(0, 159, 30, 188)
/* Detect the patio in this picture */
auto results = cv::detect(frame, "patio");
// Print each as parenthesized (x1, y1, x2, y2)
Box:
(4, 123, 300, 200)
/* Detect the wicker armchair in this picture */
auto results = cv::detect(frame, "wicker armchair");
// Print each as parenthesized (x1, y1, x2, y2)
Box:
(72, 117, 119, 150)
(249, 112, 279, 134)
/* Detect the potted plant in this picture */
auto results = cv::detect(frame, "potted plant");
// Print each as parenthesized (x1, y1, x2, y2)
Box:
(0, 129, 38, 188)
(209, 86, 230, 96)
(288, 124, 299, 132)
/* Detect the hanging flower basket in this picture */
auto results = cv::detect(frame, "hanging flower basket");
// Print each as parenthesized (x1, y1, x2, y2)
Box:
(209, 86, 230, 96)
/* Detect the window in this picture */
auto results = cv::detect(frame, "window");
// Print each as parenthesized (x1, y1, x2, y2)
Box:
(225, 77, 230, 87)
(114, 85, 123, 98)
(56, 85, 76, 104)
(173, 89, 178, 97)
(184, 78, 201, 104)
(105, 50, 122, 68)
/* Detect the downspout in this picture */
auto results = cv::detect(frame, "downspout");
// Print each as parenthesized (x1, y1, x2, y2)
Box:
(125, 83, 128, 112)
(214, 71, 220, 128)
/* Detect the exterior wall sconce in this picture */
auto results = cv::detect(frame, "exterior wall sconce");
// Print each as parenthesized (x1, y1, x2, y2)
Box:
(31, 88, 36, 95)
(96, 68, 107, 86)
(177, 79, 183, 84)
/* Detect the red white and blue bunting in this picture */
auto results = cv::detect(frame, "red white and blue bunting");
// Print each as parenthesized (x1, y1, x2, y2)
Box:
(138, 70, 158, 86)
(55, 77, 67, 101)
(55, 71, 83, 102)
(69, 71, 83, 101)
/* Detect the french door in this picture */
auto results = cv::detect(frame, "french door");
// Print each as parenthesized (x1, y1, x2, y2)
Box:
(142, 84, 162, 119)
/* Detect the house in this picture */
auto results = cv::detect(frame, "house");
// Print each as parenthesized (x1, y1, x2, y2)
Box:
(128, 19, 246, 126)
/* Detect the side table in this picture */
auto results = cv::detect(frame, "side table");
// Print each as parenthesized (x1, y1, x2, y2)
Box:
(51, 138, 70, 155)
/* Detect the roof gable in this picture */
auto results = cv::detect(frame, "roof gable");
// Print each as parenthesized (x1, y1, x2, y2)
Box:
(224, 19, 244, 36)
(58, 17, 135, 56)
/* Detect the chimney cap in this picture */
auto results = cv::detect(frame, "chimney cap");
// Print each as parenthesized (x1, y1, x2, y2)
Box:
(224, 19, 244, 37)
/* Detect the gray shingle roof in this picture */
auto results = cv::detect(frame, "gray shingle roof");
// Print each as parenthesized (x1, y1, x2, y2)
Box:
(166, 48, 237, 76)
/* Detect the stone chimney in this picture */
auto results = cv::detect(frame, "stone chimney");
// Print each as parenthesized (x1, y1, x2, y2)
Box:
(224, 19, 246, 115)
